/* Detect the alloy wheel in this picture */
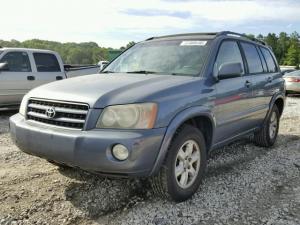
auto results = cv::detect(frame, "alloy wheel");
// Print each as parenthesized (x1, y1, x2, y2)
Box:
(174, 140, 201, 189)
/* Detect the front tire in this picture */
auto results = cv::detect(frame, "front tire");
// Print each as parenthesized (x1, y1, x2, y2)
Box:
(151, 124, 207, 202)
(254, 104, 280, 147)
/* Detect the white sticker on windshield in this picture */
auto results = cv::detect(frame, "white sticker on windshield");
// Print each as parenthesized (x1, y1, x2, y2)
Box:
(180, 41, 207, 46)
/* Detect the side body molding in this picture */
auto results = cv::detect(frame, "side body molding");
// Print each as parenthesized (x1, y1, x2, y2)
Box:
(149, 106, 216, 176)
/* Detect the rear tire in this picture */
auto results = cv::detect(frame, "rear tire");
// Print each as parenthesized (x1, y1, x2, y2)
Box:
(151, 124, 207, 202)
(254, 105, 280, 147)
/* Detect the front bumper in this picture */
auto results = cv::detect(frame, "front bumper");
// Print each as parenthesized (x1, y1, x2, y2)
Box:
(10, 114, 166, 177)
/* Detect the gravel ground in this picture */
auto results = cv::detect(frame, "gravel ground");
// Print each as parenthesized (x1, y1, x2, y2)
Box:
(0, 97, 300, 225)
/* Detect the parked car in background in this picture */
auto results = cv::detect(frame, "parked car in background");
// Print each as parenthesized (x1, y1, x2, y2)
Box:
(98, 60, 109, 71)
(282, 69, 296, 75)
(280, 66, 296, 75)
(10, 31, 285, 202)
(283, 70, 300, 94)
(0, 48, 99, 110)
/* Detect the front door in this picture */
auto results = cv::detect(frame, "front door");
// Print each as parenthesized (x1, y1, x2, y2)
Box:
(0, 51, 33, 106)
(213, 40, 254, 144)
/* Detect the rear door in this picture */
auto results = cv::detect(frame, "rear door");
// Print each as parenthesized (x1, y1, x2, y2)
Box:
(0, 51, 33, 106)
(240, 42, 270, 126)
(214, 40, 255, 143)
(260, 47, 281, 99)
(30, 52, 65, 88)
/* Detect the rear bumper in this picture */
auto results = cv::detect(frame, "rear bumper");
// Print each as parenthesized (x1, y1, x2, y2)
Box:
(285, 82, 300, 93)
(10, 113, 166, 177)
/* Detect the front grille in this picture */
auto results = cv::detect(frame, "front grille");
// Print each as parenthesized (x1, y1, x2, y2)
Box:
(26, 99, 89, 129)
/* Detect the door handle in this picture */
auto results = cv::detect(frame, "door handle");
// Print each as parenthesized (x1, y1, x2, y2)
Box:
(267, 76, 273, 83)
(245, 80, 252, 88)
(27, 76, 35, 81)
(56, 76, 63, 80)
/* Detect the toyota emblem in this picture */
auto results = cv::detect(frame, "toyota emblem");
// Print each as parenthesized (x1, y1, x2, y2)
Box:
(45, 107, 56, 119)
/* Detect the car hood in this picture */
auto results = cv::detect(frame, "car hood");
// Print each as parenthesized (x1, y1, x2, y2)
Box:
(28, 73, 197, 108)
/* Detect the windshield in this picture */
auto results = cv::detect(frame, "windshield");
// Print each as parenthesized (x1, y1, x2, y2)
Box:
(103, 39, 211, 76)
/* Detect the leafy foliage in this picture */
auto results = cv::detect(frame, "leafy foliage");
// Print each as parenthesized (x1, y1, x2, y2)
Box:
(120, 41, 135, 50)
(0, 39, 112, 64)
(1, 32, 300, 66)
(249, 31, 300, 66)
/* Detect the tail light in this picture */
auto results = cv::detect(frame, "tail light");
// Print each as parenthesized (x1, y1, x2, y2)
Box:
(286, 77, 300, 82)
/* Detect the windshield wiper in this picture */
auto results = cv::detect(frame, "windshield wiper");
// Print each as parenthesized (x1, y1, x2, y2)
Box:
(101, 70, 115, 73)
(126, 70, 158, 74)
(171, 72, 190, 76)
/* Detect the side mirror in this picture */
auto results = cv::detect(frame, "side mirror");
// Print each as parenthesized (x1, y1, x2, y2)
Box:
(217, 62, 243, 80)
(0, 62, 9, 71)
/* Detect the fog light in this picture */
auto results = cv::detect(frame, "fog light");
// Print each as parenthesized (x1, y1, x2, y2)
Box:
(112, 144, 129, 161)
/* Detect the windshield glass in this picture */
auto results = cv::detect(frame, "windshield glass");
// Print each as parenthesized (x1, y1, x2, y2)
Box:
(0, 51, 3, 56)
(103, 39, 211, 76)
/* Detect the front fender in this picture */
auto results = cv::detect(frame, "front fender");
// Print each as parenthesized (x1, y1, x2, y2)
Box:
(149, 106, 215, 176)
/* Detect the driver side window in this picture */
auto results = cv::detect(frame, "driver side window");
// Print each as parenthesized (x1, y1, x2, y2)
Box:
(215, 41, 244, 75)
(0, 51, 32, 72)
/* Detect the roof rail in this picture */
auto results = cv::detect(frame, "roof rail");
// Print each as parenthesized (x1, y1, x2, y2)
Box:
(144, 31, 267, 46)
(217, 31, 266, 46)
(145, 32, 218, 41)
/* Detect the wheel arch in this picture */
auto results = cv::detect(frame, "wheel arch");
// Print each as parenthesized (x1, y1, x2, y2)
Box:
(150, 106, 216, 176)
(274, 97, 284, 117)
(269, 94, 285, 119)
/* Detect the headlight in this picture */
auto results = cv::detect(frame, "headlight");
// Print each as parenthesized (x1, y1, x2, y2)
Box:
(19, 94, 29, 116)
(96, 103, 157, 129)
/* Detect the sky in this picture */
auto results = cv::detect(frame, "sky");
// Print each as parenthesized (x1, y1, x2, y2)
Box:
(0, 0, 300, 48)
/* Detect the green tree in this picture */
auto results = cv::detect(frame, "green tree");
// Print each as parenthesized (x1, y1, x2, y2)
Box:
(256, 34, 264, 41)
(1, 31, 300, 66)
(264, 33, 279, 59)
(282, 32, 300, 66)
(245, 34, 255, 40)
(120, 41, 135, 50)
(284, 44, 299, 66)
(277, 32, 290, 64)
(0, 39, 112, 64)
(126, 41, 135, 48)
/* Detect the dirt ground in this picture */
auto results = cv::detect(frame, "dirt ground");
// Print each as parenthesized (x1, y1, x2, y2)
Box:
(0, 97, 299, 225)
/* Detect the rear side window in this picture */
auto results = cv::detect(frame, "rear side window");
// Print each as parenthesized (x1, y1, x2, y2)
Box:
(33, 53, 61, 72)
(241, 43, 263, 74)
(0, 51, 31, 72)
(215, 41, 244, 74)
(257, 48, 268, 72)
(260, 47, 277, 73)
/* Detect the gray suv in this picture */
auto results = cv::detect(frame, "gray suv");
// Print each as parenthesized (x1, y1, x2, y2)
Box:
(10, 31, 285, 202)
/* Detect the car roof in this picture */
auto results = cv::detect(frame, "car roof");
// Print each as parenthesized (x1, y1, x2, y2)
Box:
(146, 33, 217, 41)
(0, 47, 57, 54)
(145, 31, 267, 47)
